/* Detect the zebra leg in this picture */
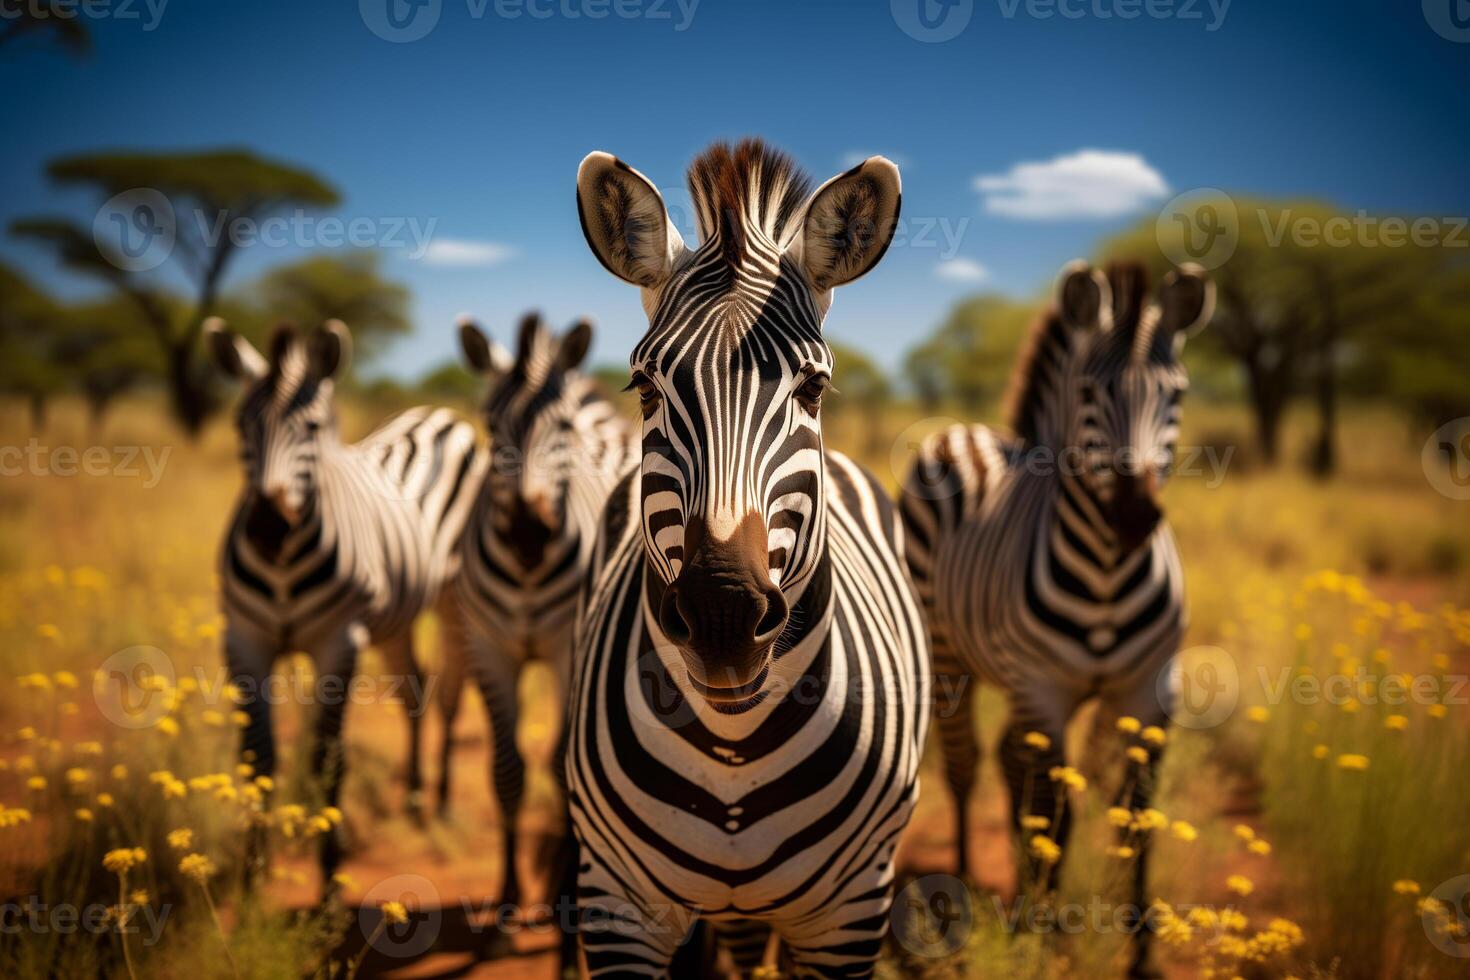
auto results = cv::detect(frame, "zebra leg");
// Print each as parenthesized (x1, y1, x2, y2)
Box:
(472, 640, 525, 911)
(224, 621, 276, 885)
(433, 596, 470, 817)
(931, 635, 980, 880)
(380, 630, 426, 822)
(311, 625, 365, 883)
(576, 851, 693, 978)
(997, 694, 1074, 896)
(709, 919, 771, 974)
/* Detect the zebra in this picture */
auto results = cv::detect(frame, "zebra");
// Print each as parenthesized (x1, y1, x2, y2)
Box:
(898, 260, 1214, 977)
(205, 317, 480, 880)
(439, 311, 635, 916)
(567, 139, 931, 978)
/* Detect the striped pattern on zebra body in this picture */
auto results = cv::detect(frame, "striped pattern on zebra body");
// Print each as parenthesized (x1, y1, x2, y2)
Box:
(568, 139, 929, 978)
(207, 318, 480, 878)
(439, 312, 635, 911)
(899, 260, 1214, 975)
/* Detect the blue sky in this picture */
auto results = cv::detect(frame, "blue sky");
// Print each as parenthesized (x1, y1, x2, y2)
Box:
(2, 0, 1467, 377)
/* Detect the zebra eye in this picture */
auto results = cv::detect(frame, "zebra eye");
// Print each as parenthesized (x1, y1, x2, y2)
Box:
(795, 373, 832, 413)
(628, 372, 661, 420)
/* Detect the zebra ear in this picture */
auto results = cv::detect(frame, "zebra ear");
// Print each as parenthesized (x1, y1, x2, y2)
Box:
(1056, 261, 1112, 332)
(310, 319, 352, 381)
(792, 156, 902, 293)
(203, 317, 267, 382)
(457, 315, 512, 377)
(576, 151, 686, 289)
(556, 319, 593, 372)
(1157, 264, 1215, 340)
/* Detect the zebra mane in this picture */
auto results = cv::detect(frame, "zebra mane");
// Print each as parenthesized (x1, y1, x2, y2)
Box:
(687, 139, 812, 267)
(1005, 262, 1155, 444)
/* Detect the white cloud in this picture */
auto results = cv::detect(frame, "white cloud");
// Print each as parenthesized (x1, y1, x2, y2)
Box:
(416, 239, 516, 267)
(935, 258, 989, 282)
(974, 150, 1169, 221)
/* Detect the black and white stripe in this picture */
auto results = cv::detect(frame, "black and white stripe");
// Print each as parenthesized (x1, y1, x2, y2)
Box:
(438, 312, 634, 911)
(568, 140, 929, 977)
(207, 318, 480, 879)
(899, 261, 1213, 974)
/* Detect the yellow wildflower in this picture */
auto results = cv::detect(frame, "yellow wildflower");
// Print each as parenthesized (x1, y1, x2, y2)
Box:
(1126, 746, 1150, 765)
(1311, 744, 1329, 760)
(1140, 726, 1166, 747)
(75, 808, 94, 822)
(1384, 714, 1408, 731)
(1170, 820, 1198, 842)
(1246, 706, 1270, 723)
(1023, 731, 1051, 751)
(1226, 874, 1254, 896)
(1392, 879, 1421, 896)
(167, 828, 194, 850)
(53, 671, 79, 690)
(26, 776, 46, 791)
(1428, 704, 1447, 719)
(380, 900, 409, 925)
(103, 848, 147, 874)
(1106, 844, 1135, 859)
(155, 717, 179, 737)
(1020, 815, 1050, 830)
(178, 853, 216, 884)
(1336, 754, 1370, 771)
(1233, 824, 1255, 841)
(1106, 806, 1133, 828)
(1028, 835, 1061, 864)
(1116, 716, 1142, 735)
(96, 793, 114, 807)
(1048, 766, 1086, 791)
(1248, 839, 1272, 856)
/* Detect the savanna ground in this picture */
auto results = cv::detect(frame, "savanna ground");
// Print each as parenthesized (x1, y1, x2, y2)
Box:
(1, 392, 1468, 979)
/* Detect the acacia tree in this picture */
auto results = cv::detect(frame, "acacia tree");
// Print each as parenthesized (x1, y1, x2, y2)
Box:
(12, 150, 339, 435)
(0, 264, 67, 428)
(0, 1, 89, 55)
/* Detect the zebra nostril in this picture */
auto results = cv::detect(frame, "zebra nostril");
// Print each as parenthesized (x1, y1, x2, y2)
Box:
(753, 585, 789, 646)
(659, 586, 692, 645)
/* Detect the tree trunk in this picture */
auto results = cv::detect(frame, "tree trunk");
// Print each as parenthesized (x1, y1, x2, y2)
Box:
(28, 392, 47, 431)
(165, 341, 212, 438)
(1244, 359, 1287, 466)
(1308, 350, 1337, 478)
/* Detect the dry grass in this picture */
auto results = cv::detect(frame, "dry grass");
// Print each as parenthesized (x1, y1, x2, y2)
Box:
(1, 394, 1467, 978)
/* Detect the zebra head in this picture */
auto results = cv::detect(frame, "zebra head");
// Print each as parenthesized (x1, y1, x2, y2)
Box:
(577, 139, 901, 703)
(206, 317, 351, 528)
(459, 312, 595, 570)
(1047, 261, 1214, 551)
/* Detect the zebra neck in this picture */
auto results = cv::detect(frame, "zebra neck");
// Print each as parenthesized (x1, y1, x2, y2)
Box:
(1048, 469, 1152, 582)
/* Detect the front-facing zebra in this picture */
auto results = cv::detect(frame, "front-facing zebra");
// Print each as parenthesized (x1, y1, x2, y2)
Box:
(207, 318, 480, 880)
(899, 261, 1213, 977)
(567, 139, 930, 977)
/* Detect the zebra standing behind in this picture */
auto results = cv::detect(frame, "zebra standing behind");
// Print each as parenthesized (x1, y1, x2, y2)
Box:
(440, 312, 634, 914)
(899, 260, 1213, 977)
(567, 139, 930, 977)
(206, 318, 480, 879)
